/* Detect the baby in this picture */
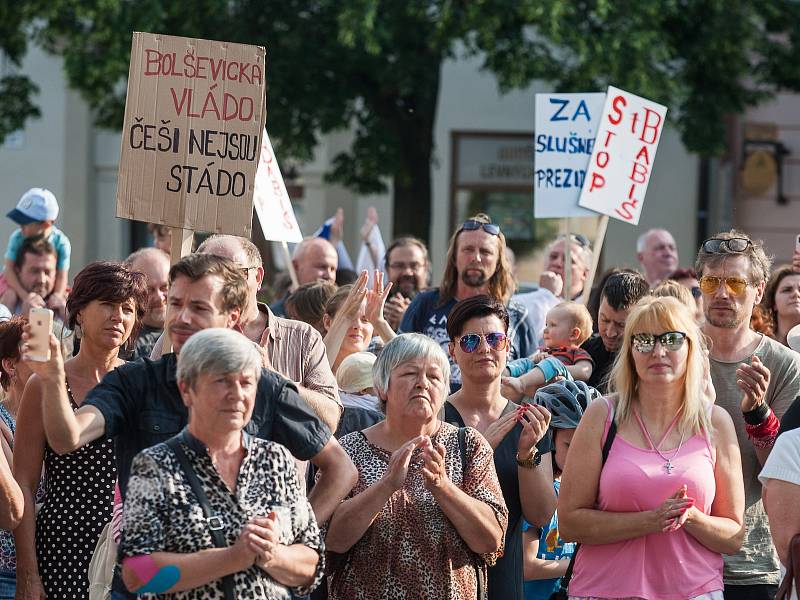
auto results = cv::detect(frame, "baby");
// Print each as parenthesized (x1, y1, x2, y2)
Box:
(1, 188, 71, 316)
(503, 301, 594, 401)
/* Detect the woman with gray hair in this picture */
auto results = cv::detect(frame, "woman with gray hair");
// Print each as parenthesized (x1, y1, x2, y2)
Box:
(119, 328, 324, 599)
(324, 333, 508, 599)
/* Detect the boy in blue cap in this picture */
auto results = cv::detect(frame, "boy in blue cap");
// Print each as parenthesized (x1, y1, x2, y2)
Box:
(1, 188, 71, 314)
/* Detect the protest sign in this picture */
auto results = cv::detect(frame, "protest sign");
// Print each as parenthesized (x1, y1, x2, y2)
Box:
(116, 32, 267, 237)
(253, 129, 303, 243)
(578, 86, 667, 226)
(534, 93, 606, 218)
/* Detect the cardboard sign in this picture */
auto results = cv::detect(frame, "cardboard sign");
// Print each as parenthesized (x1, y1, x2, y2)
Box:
(116, 32, 267, 236)
(578, 86, 667, 225)
(253, 129, 302, 243)
(534, 93, 606, 218)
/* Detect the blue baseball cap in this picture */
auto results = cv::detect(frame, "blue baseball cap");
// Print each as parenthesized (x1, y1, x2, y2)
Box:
(7, 188, 59, 225)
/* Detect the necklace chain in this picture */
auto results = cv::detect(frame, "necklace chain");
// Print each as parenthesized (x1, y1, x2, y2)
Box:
(633, 408, 685, 475)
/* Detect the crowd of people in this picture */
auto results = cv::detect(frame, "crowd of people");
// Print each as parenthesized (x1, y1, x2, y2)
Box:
(1, 187, 800, 600)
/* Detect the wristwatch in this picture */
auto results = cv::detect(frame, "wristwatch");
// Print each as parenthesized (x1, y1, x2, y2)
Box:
(516, 448, 542, 469)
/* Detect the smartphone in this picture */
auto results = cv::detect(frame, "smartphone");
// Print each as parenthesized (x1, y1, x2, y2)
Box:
(27, 307, 54, 362)
(795, 234, 800, 253)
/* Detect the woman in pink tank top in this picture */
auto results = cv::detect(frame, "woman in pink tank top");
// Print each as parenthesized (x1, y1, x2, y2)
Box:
(558, 297, 745, 600)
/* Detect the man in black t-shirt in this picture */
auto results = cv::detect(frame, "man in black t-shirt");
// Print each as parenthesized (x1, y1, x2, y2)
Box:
(35, 253, 357, 516)
(582, 271, 649, 393)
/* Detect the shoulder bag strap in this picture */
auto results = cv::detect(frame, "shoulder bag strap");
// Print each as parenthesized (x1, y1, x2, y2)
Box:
(165, 437, 235, 600)
(552, 415, 618, 599)
(457, 427, 486, 600)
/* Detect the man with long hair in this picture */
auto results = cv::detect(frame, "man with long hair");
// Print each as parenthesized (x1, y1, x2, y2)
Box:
(399, 214, 535, 391)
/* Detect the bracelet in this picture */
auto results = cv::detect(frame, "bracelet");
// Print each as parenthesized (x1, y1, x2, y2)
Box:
(745, 409, 779, 448)
(743, 402, 770, 425)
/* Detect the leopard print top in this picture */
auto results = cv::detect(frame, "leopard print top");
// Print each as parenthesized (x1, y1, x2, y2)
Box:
(328, 422, 508, 600)
(120, 430, 324, 599)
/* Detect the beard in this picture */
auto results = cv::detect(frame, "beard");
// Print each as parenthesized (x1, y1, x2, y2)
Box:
(705, 305, 747, 329)
(393, 275, 421, 299)
(460, 269, 488, 288)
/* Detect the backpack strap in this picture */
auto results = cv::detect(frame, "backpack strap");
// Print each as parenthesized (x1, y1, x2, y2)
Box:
(165, 436, 235, 600)
(552, 399, 617, 599)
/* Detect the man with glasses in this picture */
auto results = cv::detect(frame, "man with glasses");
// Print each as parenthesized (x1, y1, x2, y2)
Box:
(696, 230, 800, 600)
(399, 213, 535, 392)
(382, 236, 430, 330)
(636, 228, 679, 287)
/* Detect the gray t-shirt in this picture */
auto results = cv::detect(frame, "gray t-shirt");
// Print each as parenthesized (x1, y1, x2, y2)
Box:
(710, 334, 800, 585)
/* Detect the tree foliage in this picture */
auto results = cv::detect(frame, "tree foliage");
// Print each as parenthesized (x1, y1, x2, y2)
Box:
(4, 1, 800, 240)
(0, 0, 40, 142)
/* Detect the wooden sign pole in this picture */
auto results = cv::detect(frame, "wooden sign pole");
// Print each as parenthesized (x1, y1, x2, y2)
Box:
(282, 241, 300, 290)
(163, 227, 195, 354)
(580, 216, 609, 305)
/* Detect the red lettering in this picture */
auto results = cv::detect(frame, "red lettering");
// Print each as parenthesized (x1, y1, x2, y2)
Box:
(252, 65, 263, 85)
(170, 88, 190, 115)
(630, 111, 639, 135)
(589, 172, 605, 192)
(614, 200, 638, 221)
(145, 49, 161, 75)
(609, 95, 626, 125)
(209, 57, 224, 81)
(635, 145, 650, 164)
(238, 62, 251, 84)
(602, 130, 616, 148)
(227, 62, 238, 81)
(596, 151, 610, 168)
(640, 108, 662, 144)
(630, 161, 648, 184)
(628, 183, 637, 199)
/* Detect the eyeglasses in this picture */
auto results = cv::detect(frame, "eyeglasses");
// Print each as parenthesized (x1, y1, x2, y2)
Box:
(457, 332, 508, 353)
(388, 262, 424, 272)
(701, 237, 752, 254)
(240, 266, 258, 277)
(699, 275, 751, 296)
(631, 331, 687, 353)
(690, 286, 702, 299)
(460, 220, 500, 236)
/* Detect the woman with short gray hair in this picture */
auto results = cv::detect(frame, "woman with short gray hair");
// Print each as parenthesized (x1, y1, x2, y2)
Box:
(324, 333, 508, 599)
(119, 328, 324, 598)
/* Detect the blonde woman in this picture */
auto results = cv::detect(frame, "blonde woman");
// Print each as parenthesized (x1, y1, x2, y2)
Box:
(559, 296, 745, 600)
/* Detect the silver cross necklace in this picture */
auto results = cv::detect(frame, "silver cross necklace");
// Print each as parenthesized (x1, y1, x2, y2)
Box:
(633, 408, 685, 475)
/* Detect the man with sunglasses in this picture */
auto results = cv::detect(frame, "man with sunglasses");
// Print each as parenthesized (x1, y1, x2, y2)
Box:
(636, 228, 679, 287)
(696, 230, 800, 600)
(399, 214, 535, 392)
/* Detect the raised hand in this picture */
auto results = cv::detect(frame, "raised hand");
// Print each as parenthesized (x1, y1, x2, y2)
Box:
(364, 270, 393, 327)
(483, 410, 518, 449)
(21, 330, 64, 381)
(500, 376, 525, 403)
(517, 403, 551, 455)
(737, 355, 770, 412)
(421, 438, 449, 491)
(382, 436, 426, 492)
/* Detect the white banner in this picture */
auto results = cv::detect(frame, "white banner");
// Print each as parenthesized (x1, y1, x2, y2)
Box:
(534, 93, 606, 218)
(253, 129, 303, 243)
(578, 86, 667, 226)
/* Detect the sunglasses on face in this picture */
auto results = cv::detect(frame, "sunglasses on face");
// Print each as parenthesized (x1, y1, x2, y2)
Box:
(631, 331, 687, 353)
(457, 332, 508, 353)
(460, 220, 500, 236)
(699, 275, 750, 296)
(701, 237, 752, 254)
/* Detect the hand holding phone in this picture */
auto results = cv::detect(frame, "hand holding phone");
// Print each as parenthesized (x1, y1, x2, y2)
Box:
(27, 307, 54, 362)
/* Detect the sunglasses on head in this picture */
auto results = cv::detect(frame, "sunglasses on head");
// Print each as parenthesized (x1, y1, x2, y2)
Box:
(457, 332, 508, 353)
(461, 220, 500, 236)
(631, 331, 687, 353)
(701, 237, 752, 254)
(699, 275, 751, 296)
